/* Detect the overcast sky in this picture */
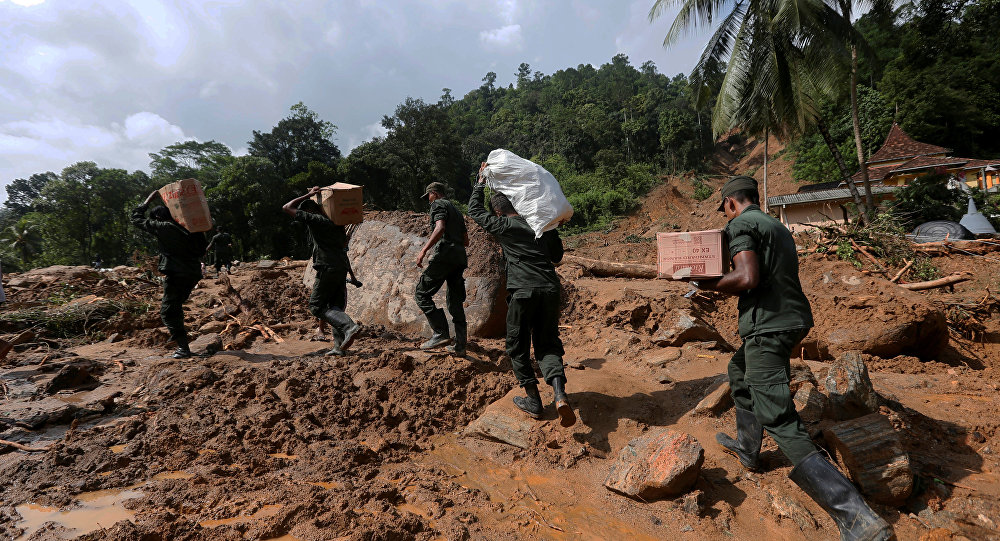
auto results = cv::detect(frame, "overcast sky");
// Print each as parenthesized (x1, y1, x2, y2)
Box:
(0, 0, 712, 202)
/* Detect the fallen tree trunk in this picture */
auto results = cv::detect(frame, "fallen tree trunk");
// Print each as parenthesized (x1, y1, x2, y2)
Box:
(912, 240, 1000, 256)
(898, 272, 972, 291)
(560, 255, 658, 279)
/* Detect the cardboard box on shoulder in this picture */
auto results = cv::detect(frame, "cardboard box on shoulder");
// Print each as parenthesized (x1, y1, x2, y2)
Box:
(313, 183, 364, 225)
(656, 229, 729, 280)
(158, 178, 212, 232)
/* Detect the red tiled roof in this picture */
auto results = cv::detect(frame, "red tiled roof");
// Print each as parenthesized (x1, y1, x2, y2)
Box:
(850, 164, 897, 183)
(958, 159, 1000, 169)
(890, 155, 969, 173)
(868, 123, 950, 165)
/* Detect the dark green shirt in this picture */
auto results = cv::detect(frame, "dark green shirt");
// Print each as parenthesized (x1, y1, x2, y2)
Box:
(131, 204, 208, 278)
(724, 204, 813, 338)
(468, 184, 563, 290)
(211, 232, 233, 256)
(295, 209, 349, 271)
(429, 198, 467, 262)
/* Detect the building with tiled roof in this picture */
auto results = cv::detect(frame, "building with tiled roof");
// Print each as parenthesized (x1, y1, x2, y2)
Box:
(768, 123, 1000, 232)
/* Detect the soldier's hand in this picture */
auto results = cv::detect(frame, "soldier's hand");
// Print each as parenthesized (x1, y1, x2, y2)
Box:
(415, 251, 425, 268)
(478, 162, 487, 184)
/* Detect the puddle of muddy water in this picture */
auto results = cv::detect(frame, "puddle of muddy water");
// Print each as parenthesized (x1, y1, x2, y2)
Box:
(14, 487, 142, 540)
(200, 504, 283, 528)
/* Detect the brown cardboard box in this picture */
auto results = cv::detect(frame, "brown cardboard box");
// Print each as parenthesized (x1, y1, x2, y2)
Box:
(158, 178, 213, 232)
(656, 229, 729, 280)
(312, 183, 364, 225)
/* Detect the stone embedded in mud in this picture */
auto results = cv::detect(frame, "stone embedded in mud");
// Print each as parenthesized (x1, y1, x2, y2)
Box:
(824, 352, 881, 421)
(198, 321, 226, 334)
(644, 347, 682, 367)
(766, 488, 818, 531)
(789, 360, 818, 395)
(305, 212, 507, 338)
(651, 308, 730, 350)
(691, 376, 733, 417)
(823, 413, 913, 505)
(44, 360, 102, 394)
(6, 265, 101, 287)
(793, 383, 828, 424)
(464, 409, 536, 449)
(799, 258, 948, 360)
(189, 333, 222, 356)
(604, 429, 704, 500)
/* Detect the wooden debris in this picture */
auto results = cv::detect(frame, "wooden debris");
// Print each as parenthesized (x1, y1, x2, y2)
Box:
(0, 438, 51, 453)
(898, 272, 973, 291)
(890, 259, 913, 283)
(559, 255, 658, 279)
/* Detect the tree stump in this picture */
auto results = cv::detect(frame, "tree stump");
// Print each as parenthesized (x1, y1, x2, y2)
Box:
(823, 413, 913, 505)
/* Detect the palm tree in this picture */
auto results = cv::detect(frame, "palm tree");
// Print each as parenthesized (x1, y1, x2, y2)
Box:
(650, 0, 872, 218)
(5, 220, 42, 266)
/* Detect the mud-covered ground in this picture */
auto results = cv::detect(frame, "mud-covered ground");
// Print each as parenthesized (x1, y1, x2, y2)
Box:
(3, 142, 1000, 540)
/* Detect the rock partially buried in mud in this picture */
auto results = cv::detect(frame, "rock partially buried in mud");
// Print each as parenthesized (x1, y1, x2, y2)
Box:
(6, 265, 101, 287)
(823, 413, 913, 505)
(306, 212, 507, 338)
(604, 429, 704, 499)
(691, 376, 733, 417)
(463, 409, 535, 449)
(799, 258, 948, 359)
(793, 383, 829, 424)
(189, 333, 222, 356)
(824, 352, 881, 421)
(651, 308, 730, 350)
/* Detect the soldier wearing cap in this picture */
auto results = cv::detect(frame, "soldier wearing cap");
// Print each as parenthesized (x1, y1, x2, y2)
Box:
(415, 182, 470, 355)
(692, 176, 891, 541)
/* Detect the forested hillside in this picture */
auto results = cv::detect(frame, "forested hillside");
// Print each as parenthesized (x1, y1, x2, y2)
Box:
(0, 56, 713, 269)
(1, 0, 996, 270)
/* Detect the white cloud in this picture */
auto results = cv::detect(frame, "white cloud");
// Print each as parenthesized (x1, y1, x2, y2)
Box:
(479, 24, 523, 51)
(495, 0, 519, 24)
(0, 112, 189, 179)
(7, 0, 46, 6)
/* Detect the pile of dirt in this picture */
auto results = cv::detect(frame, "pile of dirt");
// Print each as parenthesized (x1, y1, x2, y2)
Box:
(1, 337, 515, 540)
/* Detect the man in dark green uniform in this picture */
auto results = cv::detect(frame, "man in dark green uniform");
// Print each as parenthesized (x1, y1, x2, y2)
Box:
(468, 164, 575, 428)
(132, 190, 209, 359)
(415, 181, 469, 355)
(693, 176, 891, 541)
(207, 225, 234, 276)
(283, 187, 361, 356)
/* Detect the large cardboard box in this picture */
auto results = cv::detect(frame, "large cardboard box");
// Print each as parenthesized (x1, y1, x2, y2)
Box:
(158, 178, 212, 232)
(656, 229, 729, 280)
(312, 183, 364, 225)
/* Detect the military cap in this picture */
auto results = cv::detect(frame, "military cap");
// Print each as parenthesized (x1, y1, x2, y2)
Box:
(718, 175, 759, 211)
(422, 182, 448, 199)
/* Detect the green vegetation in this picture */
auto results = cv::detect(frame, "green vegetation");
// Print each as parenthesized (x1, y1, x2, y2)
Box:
(691, 178, 713, 201)
(2, 57, 715, 268)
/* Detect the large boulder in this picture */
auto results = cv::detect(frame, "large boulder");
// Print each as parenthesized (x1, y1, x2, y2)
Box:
(6, 265, 101, 287)
(604, 429, 704, 499)
(304, 212, 507, 337)
(798, 259, 948, 360)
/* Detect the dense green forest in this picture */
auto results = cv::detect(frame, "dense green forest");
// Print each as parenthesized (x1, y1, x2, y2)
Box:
(1, 0, 996, 270)
(792, 0, 1000, 182)
(0, 56, 714, 269)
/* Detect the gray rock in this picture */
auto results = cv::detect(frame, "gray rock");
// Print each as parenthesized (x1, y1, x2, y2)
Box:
(793, 383, 829, 424)
(691, 376, 733, 417)
(464, 409, 535, 449)
(198, 321, 226, 334)
(604, 429, 704, 500)
(789, 360, 818, 395)
(257, 260, 278, 269)
(644, 347, 682, 367)
(823, 413, 913, 505)
(651, 308, 729, 349)
(190, 333, 222, 356)
(824, 351, 881, 420)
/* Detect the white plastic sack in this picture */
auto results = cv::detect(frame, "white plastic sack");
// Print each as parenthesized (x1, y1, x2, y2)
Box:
(482, 149, 573, 238)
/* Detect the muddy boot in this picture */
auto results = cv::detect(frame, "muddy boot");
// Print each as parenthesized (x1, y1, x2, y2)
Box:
(446, 322, 467, 356)
(716, 408, 763, 471)
(420, 308, 451, 350)
(348, 277, 363, 288)
(513, 384, 543, 419)
(550, 376, 576, 427)
(325, 309, 361, 352)
(172, 345, 193, 359)
(325, 332, 344, 357)
(789, 452, 893, 541)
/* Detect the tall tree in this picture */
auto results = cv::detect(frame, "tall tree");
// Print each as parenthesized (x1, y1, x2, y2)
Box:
(4, 172, 57, 215)
(249, 102, 341, 180)
(149, 140, 234, 189)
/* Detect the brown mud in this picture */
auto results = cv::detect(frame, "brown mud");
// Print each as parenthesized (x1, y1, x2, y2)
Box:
(2, 139, 1000, 540)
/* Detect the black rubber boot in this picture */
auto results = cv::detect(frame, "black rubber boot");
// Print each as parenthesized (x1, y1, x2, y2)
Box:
(716, 408, 764, 471)
(513, 384, 543, 419)
(420, 308, 451, 350)
(446, 322, 467, 356)
(789, 452, 894, 541)
(325, 331, 344, 357)
(324, 309, 361, 352)
(172, 345, 192, 359)
(550, 376, 576, 427)
(347, 277, 363, 288)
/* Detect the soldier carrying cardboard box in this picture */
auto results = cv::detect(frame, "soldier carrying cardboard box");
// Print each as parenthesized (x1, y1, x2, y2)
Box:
(131, 190, 209, 359)
(690, 176, 892, 541)
(283, 187, 362, 356)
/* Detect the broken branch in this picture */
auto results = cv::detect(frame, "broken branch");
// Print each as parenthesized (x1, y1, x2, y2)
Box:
(559, 255, 658, 279)
(898, 273, 973, 291)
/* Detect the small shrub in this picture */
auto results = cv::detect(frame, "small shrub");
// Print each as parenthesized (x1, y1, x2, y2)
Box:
(692, 179, 713, 201)
(910, 257, 940, 282)
(836, 239, 861, 269)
